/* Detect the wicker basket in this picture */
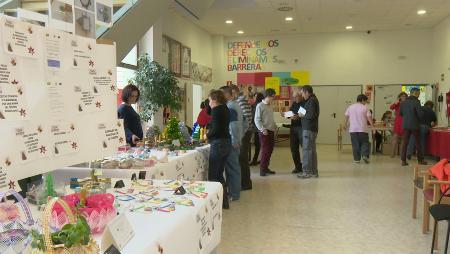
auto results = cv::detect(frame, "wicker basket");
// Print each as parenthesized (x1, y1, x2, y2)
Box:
(31, 197, 99, 254)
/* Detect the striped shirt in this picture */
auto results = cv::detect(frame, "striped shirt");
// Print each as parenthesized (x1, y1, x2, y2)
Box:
(237, 95, 252, 130)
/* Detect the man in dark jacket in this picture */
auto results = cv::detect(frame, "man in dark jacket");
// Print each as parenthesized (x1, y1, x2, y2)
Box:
(298, 85, 320, 178)
(400, 88, 427, 166)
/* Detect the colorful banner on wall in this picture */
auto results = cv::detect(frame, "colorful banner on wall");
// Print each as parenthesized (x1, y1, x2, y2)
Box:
(227, 39, 279, 71)
(264, 77, 280, 95)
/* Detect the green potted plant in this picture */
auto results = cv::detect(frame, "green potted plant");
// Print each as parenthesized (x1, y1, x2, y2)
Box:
(133, 54, 181, 122)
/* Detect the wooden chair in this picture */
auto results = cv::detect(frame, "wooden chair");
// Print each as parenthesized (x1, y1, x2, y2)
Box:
(337, 125, 343, 151)
(422, 159, 450, 249)
(412, 164, 429, 219)
(429, 186, 450, 254)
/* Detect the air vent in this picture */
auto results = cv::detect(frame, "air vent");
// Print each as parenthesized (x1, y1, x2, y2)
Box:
(277, 6, 294, 11)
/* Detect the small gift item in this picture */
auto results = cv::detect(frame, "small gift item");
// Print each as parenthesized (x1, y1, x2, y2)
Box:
(101, 159, 119, 169)
(0, 189, 35, 254)
(118, 159, 133, 169)
(31, 198, 100, 254)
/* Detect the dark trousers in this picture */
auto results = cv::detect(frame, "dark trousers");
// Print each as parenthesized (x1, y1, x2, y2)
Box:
(251, 131, 260, 163)
(209, 139, 231, 183)
(401, 129, 424, 162)
(240, 130, 252, 188)
(259, 130, 275, 171)
(350, 132, 370, 161)
(374, 131, 383, 152)
(290, 126, 302, 171)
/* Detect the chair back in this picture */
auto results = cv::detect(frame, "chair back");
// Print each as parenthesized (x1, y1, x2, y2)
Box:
(429, 159, 449, 194)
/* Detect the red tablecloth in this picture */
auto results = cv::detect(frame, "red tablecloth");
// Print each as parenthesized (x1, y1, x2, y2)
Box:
(428, 128, 450, 159)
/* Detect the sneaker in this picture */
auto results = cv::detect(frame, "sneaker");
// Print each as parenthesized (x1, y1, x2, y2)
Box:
(354, 160, 361, 164)
(297, 173, 311, 179)
(362, 156, 369, 164)
(292, 168, 302, 174)
(401, 161, 409, 166)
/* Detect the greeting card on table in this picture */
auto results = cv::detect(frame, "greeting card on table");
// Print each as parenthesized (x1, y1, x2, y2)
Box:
(0, 53, 28, 120)
(1, 17, 39, 58)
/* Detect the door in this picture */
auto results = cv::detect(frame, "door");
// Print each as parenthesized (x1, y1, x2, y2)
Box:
(192, 84, 203, 126)
(313, 85, 362, 144)
(374, 85, 402, 121)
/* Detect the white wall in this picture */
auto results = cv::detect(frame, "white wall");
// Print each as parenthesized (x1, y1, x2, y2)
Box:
(432, 16, 450, 125)
(216, 30, 433, 86)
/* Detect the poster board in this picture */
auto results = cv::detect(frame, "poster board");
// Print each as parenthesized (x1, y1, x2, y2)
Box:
(0, 16, 124, 190)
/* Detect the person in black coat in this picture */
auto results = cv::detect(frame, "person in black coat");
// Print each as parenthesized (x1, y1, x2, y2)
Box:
(399, 88, 427, 166)
(118, 84, 143, 147)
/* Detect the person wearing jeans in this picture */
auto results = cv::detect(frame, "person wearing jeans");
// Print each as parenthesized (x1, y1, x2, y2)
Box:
(406, 100, 437, 159)
(207, 90, 231, 209)
(220, 86, 243, 201)
(298, 85, 320, 179)
(400, 88, 427, 166)
(343, 94, 373, 163)
(254, 89, 277, 176)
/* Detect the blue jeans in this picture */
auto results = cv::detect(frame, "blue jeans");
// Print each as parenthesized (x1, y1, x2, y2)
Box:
(407, 124, 430, 157)
(302, 130, 318, 176)
(350, 132, 370, 161)
(225, 146, 241, 200)
(208, 139, 231, 184)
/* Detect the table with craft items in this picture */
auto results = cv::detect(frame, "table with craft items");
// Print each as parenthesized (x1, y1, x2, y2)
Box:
(29, 179, 223, 254)
(428, 128, 450, 159)
(53, 145, 211, 184)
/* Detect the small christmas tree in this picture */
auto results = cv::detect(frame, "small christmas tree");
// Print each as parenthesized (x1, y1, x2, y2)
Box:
(166, 117, 182, 142)
(45, 173, 57, 197)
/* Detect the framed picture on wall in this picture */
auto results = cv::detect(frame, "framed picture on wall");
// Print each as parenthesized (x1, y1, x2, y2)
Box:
(168, 38, 181, 77)
(181, 45, 191, 78)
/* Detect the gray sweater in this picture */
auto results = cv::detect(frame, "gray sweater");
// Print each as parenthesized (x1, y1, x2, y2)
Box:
(254, 102, 277, 132)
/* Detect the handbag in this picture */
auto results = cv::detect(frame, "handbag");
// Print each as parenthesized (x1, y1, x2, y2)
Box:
(0, 189, 35, 254)
(31, 197, 99, 254)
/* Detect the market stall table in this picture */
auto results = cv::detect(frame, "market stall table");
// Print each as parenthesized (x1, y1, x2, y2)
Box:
(428, 128, 450, 159)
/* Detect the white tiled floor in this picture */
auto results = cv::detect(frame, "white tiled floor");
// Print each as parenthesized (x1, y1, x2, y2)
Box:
(218, 145, 442, 254)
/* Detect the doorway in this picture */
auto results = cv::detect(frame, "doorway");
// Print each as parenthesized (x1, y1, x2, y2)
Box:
(192, 84, 203, 126)
(313, 85, 362, 144)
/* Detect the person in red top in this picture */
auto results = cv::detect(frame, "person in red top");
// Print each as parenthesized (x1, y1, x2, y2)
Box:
(390, 92, 408, 157)
(197, 100, 212, 127)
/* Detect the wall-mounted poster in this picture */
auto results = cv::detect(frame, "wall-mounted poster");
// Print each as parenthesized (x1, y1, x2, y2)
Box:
(95, 0, 113, 27)
(168, 38, 181, 77)
(17, 8, 48, 27)
(74, 6, 95, 38)
(191, 62, 212, 83)
(181, 45, 191, 78)
(48, 0, 74, 33)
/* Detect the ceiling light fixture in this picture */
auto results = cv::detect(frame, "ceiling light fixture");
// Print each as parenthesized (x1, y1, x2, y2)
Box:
(225, 20, 233, 24)
(285, 17, 293, 21)
(417, 9, 427, 15)
(346, 25, 353, 30)
(237, 30, 244, 34)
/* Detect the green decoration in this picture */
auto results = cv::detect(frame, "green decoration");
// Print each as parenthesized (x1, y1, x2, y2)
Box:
(45, 173, 57, 197)
(133, 54, 181, 122)
(282, 77, 299, 85)
(166, 117, 182, 142)
(31, 215, 91, 250)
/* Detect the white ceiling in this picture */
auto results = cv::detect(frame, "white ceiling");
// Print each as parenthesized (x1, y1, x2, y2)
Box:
(189, 0, 450, 36)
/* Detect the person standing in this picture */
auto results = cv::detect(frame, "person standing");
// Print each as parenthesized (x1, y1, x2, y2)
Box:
(220, 86, 243, 201)
(288, 90, 305, 174)
(406, 100, 437, 159)
(400, 88, 427, 166)
(390, 92, 408, 157)
(254, 89, 277, 176)
(343, 94, 373, 163)
(196, 101, 212, 128)
(232, 85, 253, 191)
(298, 85, 320, 179)
(207, 90, 231, 209)
(118, 84, 143, 147)
(250, 92, 264, 166)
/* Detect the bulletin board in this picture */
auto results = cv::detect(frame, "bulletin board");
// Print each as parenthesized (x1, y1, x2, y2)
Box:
(0, 16, 124, 190)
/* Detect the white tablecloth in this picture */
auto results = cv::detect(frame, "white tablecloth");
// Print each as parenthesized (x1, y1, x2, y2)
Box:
(53, 145, 210, 183)
(29, 179, 223, 254)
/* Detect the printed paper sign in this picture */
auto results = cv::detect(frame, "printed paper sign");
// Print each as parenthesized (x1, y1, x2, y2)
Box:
(44, 30, 65, 76)
(50, 122, 79, 156)
(73, 83, 103, 113)
(97, 120, 126, 150)
(70, 36, 96, 69)
(88, 68, 117, 94)
(15, 125, 51, 164)
(1, 17, 39, 58)
(0, 53, 28, 120)
(95, 0, 113, 27)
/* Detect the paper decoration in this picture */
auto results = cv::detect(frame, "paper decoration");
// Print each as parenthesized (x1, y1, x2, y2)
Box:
(50, 122, 79, 156)
(265, 77, 280, 95)
(48, 0, 75, 34)
(17, 8, 48, 27)
(97, 120, 126, 151)
(291, 71, 310, 86)
(15, 125, 51, 164)
(95, 0, 113, 27)
(1, 16, 39, 58)
(101, 214, 135, 251)
(0, 52, 28, 120)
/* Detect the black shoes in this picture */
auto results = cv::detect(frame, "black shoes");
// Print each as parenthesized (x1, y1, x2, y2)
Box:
(260, 169, 276, 176)
(241, 183, 253, 191)
(292, 168, 302, 174)
(401, 161, 409, 166)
